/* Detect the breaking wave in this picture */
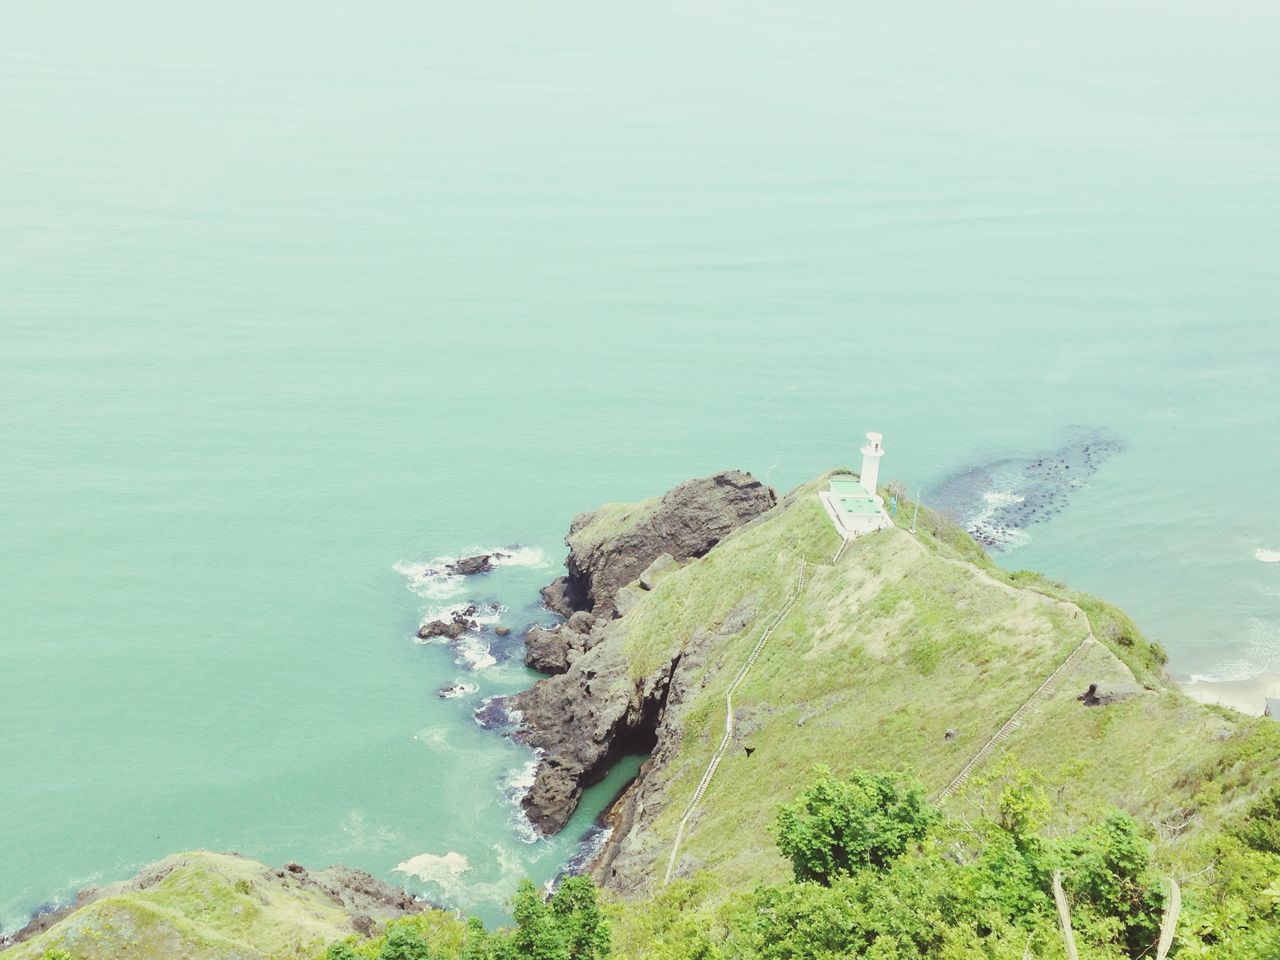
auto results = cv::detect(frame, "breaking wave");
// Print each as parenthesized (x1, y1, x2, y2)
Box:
(1256, 549, 1280, 563)
(499, 758, 542, 845)
(394, 545, 551, 602)
(491, 546, 552, 569)
(1187, 618, 1280, 682)
(454, 635, 497, 671)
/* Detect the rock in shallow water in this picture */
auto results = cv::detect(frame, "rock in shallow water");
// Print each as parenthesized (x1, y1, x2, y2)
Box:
(928, 428, 1124, 549)
(437, 681, 479, 699)
(446, 553, 509, 576)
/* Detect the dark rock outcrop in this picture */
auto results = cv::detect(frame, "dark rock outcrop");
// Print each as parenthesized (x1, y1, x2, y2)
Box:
(585, 596, 760, 887)
(512, 472, 775, 833)
(514, 593, 760, 839)
(1078, 681, 1143, 706)
(526, 471, 775, 673)
(418, 619, 468, 640)
(417, 603, 492, 640)
(447, 553, 508, 576)
(512, 637, 674, 834)
(525, 611, 607, 675)
(540, 578, 575, 618)
(555, 470, 776, 619)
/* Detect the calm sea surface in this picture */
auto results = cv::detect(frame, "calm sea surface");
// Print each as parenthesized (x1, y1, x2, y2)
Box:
(2, 0, 1278, 931)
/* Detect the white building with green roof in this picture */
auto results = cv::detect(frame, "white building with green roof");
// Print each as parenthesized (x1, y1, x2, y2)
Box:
(820, 432, 893, 539)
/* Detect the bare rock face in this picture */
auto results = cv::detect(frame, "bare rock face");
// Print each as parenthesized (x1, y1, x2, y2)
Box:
(527, 471, 775, 673)
(638, 553, 677, 591)
(512, 635, 675, 834)
(524, 612, 608, 675)
(447, 553, 509, 576)
(514, 592, 761, 846)
(557, 471, 777, 619)
(510, 471, 776, 837)
(589, 596, 760, 889)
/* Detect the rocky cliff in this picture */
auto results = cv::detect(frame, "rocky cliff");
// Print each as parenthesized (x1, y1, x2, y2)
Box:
(513, 470, 777, 830)
(528, 470, 776, 675)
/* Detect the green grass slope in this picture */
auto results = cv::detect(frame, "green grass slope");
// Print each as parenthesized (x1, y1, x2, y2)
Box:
(2, 853, 393, 960)
(607, 475, 1280, 897)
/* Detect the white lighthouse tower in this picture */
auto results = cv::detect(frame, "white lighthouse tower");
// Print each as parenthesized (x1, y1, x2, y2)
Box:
(819, 430, 893, 541)
(859, 432, 885, 496)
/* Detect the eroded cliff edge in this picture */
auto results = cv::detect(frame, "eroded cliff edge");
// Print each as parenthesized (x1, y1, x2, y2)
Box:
(511, 470, 777, 834)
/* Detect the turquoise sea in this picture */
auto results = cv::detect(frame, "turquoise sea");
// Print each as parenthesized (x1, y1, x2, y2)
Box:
(2, 0, 1278, 932)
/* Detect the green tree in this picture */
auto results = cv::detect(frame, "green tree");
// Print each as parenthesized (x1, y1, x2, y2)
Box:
(1060, 812, 1163, 957)
(511, 878, 568, 960)
(1232, 784, 1280, 855)
(325, 942, 360, 960)
(379, 924, 435, 960)
(775, 767, 937, 884)
(459, 916, 493, 960)
(549, 875, 610, 960)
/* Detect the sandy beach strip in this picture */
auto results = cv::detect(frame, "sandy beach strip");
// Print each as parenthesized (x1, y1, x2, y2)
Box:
(1180, 672, 1280, 717)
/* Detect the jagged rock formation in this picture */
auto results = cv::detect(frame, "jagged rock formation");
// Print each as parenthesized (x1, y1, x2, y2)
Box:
(524, 613, 602, 675)
(447, 553, 508, 576)
(513, 638, 673, 834)
(513, 593, 761, 835)
(530, 471, 776, 675)
(512, 470, 775, 832)
(546, 470, 776, 619)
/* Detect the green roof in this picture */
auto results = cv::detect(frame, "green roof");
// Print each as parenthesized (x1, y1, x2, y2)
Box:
(828, 476, 882, 518)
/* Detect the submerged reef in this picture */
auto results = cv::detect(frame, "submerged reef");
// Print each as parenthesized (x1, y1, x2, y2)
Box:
(928, 428, 1124, 548)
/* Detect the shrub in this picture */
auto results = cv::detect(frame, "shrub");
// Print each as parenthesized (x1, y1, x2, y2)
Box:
(775, 767, 937, 884)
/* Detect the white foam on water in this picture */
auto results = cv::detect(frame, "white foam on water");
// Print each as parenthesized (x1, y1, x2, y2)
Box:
(395, 545, 549, 601)
(394, 558, 465, 602)
(1186, 663, 1258, 684)
(498, 758, 542, 845)
(411, 602, 505, 644)
(491, 546, 552, 569)
(393, 852, 472, 898)
(454, 635, 496, 671)
(438, 679, 480, 699)
(1189, 619, 1280, 682)
(562, 825, 614, 879)
(1256, 548, 1280, 563)
(962, 489, 1034, 551)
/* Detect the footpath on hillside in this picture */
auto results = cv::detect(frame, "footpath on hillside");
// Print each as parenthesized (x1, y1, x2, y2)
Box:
(663, 509, 1113, 882)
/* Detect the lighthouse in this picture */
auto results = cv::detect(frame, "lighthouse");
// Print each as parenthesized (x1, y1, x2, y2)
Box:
(818, 430, 893, 541)
(859, 432, 885, 496)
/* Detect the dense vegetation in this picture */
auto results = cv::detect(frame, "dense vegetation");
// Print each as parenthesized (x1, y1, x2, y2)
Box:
(305, 767, 1280, 960)
(320, 878, 609, 960)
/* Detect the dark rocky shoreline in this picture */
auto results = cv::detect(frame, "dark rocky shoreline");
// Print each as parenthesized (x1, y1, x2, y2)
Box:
(502, 471, 777, 839)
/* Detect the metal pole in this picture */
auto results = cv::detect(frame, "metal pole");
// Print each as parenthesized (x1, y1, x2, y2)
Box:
(910, 490, 921, 534)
